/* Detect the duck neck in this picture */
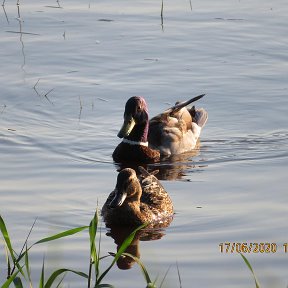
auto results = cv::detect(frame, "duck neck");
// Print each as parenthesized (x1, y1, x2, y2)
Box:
(125, 120, 149, 143)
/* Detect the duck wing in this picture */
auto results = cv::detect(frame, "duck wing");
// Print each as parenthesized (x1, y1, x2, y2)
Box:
(138, 166, 173, 216)
(149, 94, 205, 126)
(192, 107, 208, 128)
(148, 95, 207, 154)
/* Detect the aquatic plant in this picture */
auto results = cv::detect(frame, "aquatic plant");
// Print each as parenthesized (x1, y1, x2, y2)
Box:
(0, 215, 88, 287)
(0, 211, 155, 287)
(240, 253, 260, 288)
(1, 213, 263, 287)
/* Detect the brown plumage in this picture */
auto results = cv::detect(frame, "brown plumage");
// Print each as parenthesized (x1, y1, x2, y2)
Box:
(101, 167, 174, 227)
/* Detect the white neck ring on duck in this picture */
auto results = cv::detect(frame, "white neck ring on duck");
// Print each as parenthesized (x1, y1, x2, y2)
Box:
(122, 138, 149, 147)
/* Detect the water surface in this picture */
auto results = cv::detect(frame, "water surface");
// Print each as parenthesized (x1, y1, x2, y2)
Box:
(1, 0, 288, 287)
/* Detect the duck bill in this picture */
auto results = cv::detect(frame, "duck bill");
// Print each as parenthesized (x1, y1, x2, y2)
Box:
(117, 116, 136, 138)
(109, 189, 127, 208)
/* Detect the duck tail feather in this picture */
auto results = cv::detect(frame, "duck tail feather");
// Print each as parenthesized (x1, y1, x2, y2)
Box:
(193, 108, 208, 128)
(166, 94, 205, 114)
(138, 166, 159, 177)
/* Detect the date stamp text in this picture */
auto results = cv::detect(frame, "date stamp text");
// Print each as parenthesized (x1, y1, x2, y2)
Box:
(219, 242, 288, 253)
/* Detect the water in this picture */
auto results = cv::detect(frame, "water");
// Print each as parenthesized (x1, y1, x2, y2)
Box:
(1, 0, 288, 287)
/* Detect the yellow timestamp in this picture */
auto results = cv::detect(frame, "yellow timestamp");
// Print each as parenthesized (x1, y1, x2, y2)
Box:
(219, 242, 288, 253)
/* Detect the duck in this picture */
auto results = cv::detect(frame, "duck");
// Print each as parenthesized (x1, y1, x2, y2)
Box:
(112, 94, 208, 163)
(101, 166, 174, 227)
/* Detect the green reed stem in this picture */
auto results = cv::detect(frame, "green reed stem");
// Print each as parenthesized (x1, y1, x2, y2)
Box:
(240, 253, 260, 288)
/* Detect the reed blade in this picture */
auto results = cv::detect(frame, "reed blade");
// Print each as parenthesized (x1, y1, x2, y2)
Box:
(12, 277, 23, 288)
(34, 226, 88, 245)
(89, 209, 99, 286)
(122, 252, 153, 285)
(97, 224, 147, 284)
(39, 258, 45, 288)
(240, 253, 260, 288)
(1, 269, 21, 288)
(25, 244, 32, 288)
(45, 268, 89, 288)
(0, 215, 16, 263)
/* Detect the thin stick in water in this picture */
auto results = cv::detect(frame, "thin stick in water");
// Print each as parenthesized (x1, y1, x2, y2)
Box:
(78, 96, 83, 122)
(161, 0, 163, 18)
(189, 0, 192, 11)
(1, 104, 6, 114)
(176, 261, 182, 288)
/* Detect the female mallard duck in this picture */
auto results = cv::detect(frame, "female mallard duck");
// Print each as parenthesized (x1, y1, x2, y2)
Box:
(101, 166, 174, 227)
(112, 94, 208, 163)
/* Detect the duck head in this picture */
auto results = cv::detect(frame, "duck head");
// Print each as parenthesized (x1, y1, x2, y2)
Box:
(117, 96, 149, 142)
(109, 168, 142, 208)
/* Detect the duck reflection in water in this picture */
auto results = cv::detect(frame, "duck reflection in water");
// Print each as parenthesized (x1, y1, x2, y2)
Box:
(106, 225, 167, 270)
(114, 145, 207, 181)
(102, 166, 174, 269)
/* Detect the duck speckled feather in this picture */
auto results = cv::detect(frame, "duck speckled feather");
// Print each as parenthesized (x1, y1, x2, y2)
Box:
(101, 167, 174, 227)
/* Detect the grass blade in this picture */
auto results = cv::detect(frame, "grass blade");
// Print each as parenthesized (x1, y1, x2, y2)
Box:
(13, 276, 23, 288)
(0, 215, 16, 263)
(89, 210, 99, 285)
(44, 268, 89, 288)
(97, 224, 147, 284)
(122, 252, 153, 285)
(39, 258, 45, 288)
(34, 226, 88, 245)
(1, 269, 21, 288)
(88, 210, 99, 287)
(55, 273, 66, 288)
(18, 219, 37, 263)
(240, 253, 260, 288)
(14, 226, 89, 268)
(7, 225, 89, 280)
(2, 244, 11, 278)
(97, 217, 103, 278)
(0, 215, 25, 279)
(159, 265, 172, 288)
(25, 244, 33, 288)
(146, 284, 157, 288)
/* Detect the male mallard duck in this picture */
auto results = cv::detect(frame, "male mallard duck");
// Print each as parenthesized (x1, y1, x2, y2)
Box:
(101, 166, 174, 227)
(112, 94, 208, 163)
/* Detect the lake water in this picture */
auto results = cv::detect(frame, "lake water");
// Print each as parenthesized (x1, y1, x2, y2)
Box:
(1, 0, 287, 287)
